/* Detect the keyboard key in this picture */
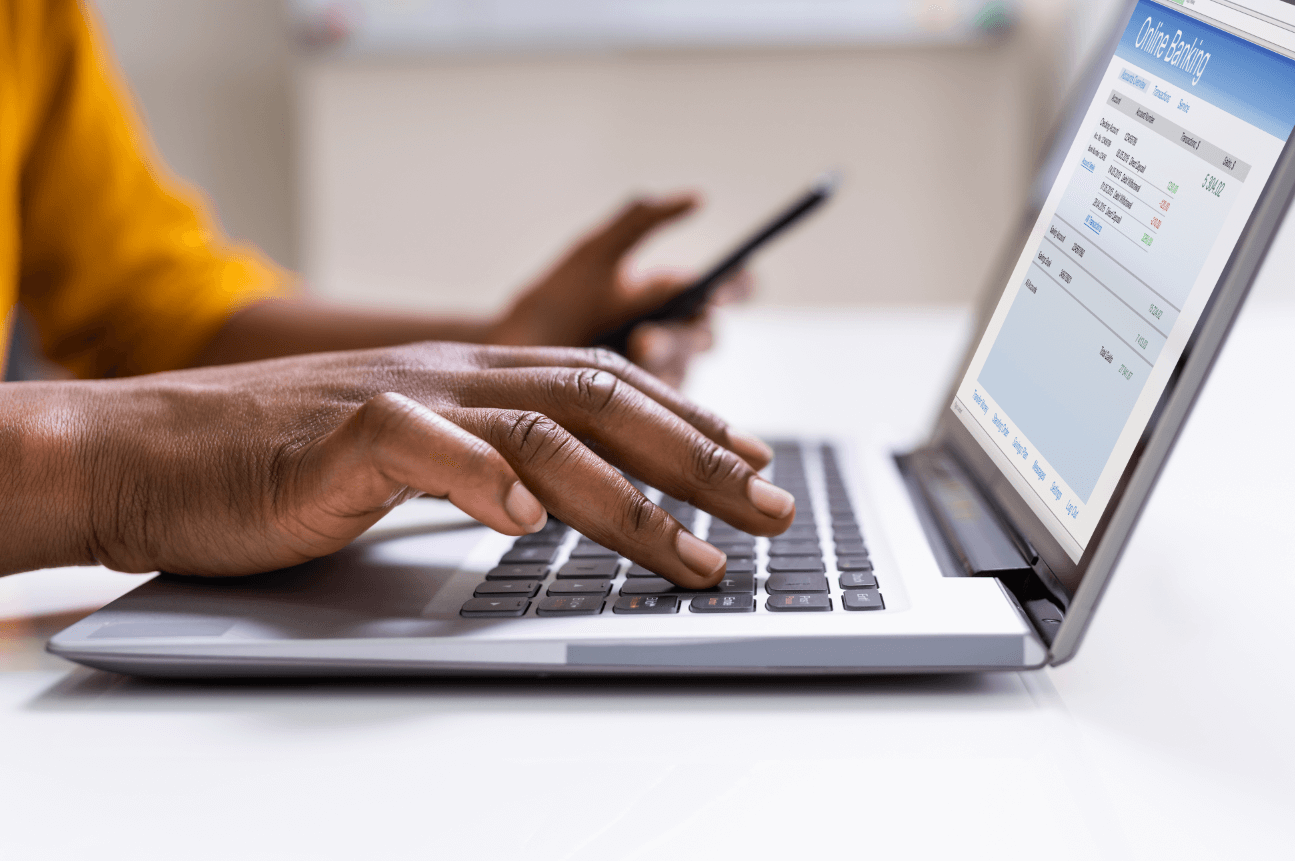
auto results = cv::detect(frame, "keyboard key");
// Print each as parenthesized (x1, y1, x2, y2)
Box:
(557, 558, 620, 579)
(512, 532, 564, 548)
(834, 540, 869, 557)
(768, 540, 822, 556)
(766, 555, 826, 574)
(474, 580, 540, 597)
(766, 572, 829, 593)
(536, 595, 605, 616)
(710, 542, 756, 559)
(568, 539, 619, 559)
(485, 563, 550, 581)
(461, 596, 530, 617)
(500, 545, 559, 565)
(839, 571, 878, 590)
(832, 526, 864, 543)
(766, 594, 832, 612)
(689, 594, 755, 613)
(626, 564, 663, 578)
(537, 517, 569, 536)
(780, 524, 820, 540)
(620, 574, 755, 596)
(836, 555, 873, 572)
(724, 559, 757, 575)
(613, 595, 680, 615)
(547, 580, 612, 596)
(842, 590, 885, 611)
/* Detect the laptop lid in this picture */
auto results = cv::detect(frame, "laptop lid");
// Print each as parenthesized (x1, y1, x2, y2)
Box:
(927, 0, 1295, 663)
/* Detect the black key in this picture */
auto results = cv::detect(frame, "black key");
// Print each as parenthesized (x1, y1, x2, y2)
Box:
(839, 570, 878, 590)
(613, 595, 680, 615)
(547, 580, 612, 596)
(766, 572, 829, 593)
(512, 533, 564, 548)
(474, 580, 540, 597)
(768, 540, 822, 556)
(832, 526, 863, 543)
(620, 574, 755, 596)
(557, 558, 620, 579)
(710, 542, 756, 559)
(626, 564, 663, 578)
(836, 556, 874, 572)
(499, 545, 559, 565)
(461, 596, 530, 617)
(724, 558, 757, 575)
(842, 590, 885, 611)
(766, 555, 826, 574)
(568, 539, 619, 559)
(834, 540, 869, 557)
(486, 563, 550, 581)
(766, 594, 832, 612)
(536, 595, 604, 616)
(536, 518, 569, 537)
(689, 594, 755, 613)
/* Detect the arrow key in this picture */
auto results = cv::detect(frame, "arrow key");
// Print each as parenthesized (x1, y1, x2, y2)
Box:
(460, 596, 531, 617)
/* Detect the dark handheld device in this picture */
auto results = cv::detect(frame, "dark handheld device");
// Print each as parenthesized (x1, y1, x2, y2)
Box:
(596, 172, 840, 355)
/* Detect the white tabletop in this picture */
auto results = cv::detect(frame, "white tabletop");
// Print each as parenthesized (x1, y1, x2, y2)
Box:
(2, 301, 1292, 860)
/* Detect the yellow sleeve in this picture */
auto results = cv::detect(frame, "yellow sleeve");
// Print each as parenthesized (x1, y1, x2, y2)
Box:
(16, 0, 293, 379)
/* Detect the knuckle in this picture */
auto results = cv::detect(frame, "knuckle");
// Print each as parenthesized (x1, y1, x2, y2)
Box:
(355, 392, 419, 444)
(617, 492, 668, 538)
(500, 411, 569, 466)
(688, 439, 744, 491)
(551, 367, 619, 414)
(585, 347, 631, 376)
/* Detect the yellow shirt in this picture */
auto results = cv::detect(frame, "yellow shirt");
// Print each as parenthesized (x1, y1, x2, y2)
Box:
(0, 0, 290, 379)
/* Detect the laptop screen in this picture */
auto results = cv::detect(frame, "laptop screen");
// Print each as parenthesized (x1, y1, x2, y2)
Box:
(950, 0, 1295, 562)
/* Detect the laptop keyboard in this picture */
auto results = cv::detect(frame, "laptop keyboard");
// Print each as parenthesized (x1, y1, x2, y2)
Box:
(460, 441, 885, 618)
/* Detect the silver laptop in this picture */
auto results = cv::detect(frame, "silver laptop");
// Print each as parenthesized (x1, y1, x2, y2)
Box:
(49, 0, 1295, 677)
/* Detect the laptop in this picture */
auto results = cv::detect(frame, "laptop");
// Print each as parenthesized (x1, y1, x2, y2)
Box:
(48, 0, 1295, 676)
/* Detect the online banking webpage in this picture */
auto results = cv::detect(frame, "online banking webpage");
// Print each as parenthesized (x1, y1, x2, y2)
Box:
(953, 0, 1295, 560)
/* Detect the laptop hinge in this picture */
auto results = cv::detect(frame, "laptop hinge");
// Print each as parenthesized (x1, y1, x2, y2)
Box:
(896, 447, 1066, 646)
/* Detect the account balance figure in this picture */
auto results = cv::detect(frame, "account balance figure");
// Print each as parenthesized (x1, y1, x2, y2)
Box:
(0, 1, 795, 588)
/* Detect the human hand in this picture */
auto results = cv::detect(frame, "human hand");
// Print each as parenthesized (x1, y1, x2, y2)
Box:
(491, 194, 750, 387)
(44, 343, 789, 587)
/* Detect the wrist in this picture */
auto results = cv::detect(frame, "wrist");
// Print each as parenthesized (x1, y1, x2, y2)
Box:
(0, 382, 103, 574)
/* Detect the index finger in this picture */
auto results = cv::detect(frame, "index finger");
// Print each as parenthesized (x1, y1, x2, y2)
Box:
(467, 344, 774, 469)
(582, 194, 700, 262)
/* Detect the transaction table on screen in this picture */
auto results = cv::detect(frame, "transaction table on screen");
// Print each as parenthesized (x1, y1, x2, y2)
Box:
(1, 297, 1292, 859)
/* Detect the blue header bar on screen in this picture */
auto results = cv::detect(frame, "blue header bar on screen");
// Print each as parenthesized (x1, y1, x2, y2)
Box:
(1115, 0, 1295, 140)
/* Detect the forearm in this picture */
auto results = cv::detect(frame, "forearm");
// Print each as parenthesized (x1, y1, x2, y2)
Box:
(191, 298, 501, 367)
(0, 382, 101, 575)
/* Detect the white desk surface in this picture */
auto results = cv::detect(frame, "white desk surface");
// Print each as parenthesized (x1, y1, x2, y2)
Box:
(2, 303, 1292, 860)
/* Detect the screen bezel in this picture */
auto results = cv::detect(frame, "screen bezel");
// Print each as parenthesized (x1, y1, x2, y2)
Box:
(925, 0, 1295, 663)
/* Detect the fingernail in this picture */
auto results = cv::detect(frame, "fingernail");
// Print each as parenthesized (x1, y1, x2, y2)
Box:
(675, 530, 727, 579)
(747, 476, 795, 519)
(504, 482, 547, 533)
(727, 428, 773, 464)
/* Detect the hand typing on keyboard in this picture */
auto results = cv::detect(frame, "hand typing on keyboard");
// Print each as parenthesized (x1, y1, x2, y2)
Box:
(8, 342, 793, 588)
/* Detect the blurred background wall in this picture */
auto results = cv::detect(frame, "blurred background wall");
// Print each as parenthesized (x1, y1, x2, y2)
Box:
(93, 0, 1131, 314)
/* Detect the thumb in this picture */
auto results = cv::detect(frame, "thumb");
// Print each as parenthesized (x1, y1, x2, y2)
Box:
(619, 271, 696, 321)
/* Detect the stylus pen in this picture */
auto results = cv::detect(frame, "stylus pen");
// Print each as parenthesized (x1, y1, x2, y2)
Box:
(595, 172, 840, 356)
